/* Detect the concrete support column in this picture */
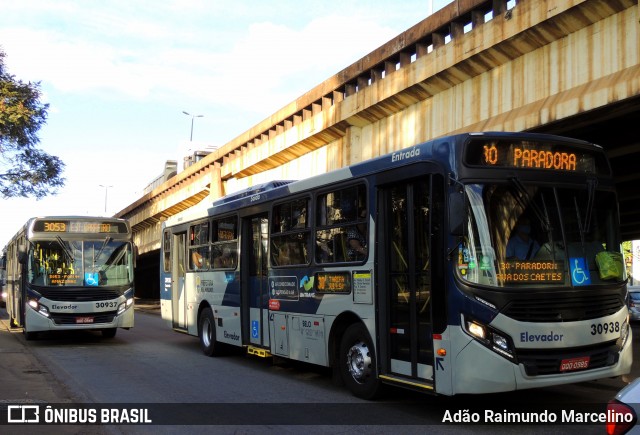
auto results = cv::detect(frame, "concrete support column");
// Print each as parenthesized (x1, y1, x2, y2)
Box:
(344, 125, 362, 165)
(208, 164, 224, 202)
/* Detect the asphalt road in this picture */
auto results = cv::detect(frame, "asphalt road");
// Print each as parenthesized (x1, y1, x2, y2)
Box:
(0, 302, 638, 434)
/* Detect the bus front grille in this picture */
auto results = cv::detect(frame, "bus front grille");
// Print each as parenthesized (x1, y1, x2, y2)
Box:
(503, 294, 623, 322)
(37, 288, 122, 302)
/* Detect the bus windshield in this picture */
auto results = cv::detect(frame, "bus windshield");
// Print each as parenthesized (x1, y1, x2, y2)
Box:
(27, 238, 133, 287)
(458, 182, 625, 288)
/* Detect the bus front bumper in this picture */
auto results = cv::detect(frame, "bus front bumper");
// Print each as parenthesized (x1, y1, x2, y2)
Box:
(451, 329, 633, 395)
(24, 298, 135, 333)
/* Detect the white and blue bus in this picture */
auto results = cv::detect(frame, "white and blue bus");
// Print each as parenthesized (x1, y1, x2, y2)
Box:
(3, 216, 135, 339)
(161, 132, 631, 398)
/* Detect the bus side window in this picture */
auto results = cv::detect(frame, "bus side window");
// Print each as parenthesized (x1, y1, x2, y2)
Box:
(188, 222, 210, 271)
(163, 230, 171, 273)
(271, 198, 310, 267)
(315, 184, 367, 264)
(211, 217, 238, 270)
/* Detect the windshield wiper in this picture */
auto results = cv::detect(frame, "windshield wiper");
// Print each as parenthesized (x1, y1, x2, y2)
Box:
(55, 236, 75, 264)
(573, 178, 597, 247)
(95, 237, 112, 265)
(509, 177, 551, 233)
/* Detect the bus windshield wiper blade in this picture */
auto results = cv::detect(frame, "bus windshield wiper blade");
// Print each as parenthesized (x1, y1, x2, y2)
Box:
(55, 236, 75, 264)
(574, 179, 597, 247)
(583, 178, 597, 235)
(509, 177, 551, 232)
(95, 237, 112, 263)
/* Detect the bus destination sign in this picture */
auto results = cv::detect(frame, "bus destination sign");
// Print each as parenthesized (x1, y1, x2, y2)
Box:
(466, 140, 597, 173)
(33, 220, 127, 234)
(497, 261, 564, 284)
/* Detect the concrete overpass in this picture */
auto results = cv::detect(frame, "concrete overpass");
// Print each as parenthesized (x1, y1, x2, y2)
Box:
(115, 0, 640, 296)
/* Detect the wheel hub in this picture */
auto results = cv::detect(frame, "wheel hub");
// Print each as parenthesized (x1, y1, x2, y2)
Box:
(202, 318, 212, 347)
(346, 341, 371, 384)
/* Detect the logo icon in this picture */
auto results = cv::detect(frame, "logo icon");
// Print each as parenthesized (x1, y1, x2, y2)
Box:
(7, 405, 40, 423)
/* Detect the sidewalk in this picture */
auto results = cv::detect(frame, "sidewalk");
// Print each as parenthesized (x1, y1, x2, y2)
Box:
(0, 314, 77, 405)
(134, 298, 161, 314)
(0, 300, 160, 432)
(0, 298, 160, 404)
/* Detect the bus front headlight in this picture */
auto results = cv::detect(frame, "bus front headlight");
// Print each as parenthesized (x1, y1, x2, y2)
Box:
(616, 319, 630, 350)
(117, 298, 134, 315)
(463, 316, 516, 362)
(28, 299, 50, 317)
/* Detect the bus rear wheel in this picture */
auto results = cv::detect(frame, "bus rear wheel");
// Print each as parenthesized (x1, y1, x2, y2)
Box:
(339, 323, 381, 400)
(199, 307, 222, 356)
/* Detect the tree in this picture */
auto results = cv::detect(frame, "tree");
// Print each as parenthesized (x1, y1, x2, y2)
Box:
(0, 48, 65, 199)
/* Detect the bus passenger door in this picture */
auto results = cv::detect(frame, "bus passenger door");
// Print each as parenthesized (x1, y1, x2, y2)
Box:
(171, 232, 187, 330)
(377, 177, 435, 384)
(241, 214, 270, 348)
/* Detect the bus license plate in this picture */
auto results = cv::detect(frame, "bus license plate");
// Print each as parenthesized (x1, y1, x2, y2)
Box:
(560, 356, 590, 372)
(76, 317, 94, 324)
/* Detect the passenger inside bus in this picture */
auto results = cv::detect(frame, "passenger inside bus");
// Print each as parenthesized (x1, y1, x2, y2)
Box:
(506, 217, 540, 260)
(347, 210, 368, 260)
(191, 250, 207, 270)
(213, 246, 235, 268)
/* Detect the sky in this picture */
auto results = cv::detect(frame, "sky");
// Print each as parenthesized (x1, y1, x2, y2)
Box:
(0, 0, 451, 247)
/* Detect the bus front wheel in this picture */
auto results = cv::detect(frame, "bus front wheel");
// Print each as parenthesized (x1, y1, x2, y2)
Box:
(339, 323, 381, 400)
(199, 307, 222, 357)
(23, 329, 37, 341)
(102, 328, 117, 338)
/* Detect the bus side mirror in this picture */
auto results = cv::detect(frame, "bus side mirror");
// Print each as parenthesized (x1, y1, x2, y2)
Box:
(449, 192, 465, 236)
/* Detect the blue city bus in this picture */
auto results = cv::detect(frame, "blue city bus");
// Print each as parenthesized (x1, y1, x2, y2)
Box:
(4, 216, 135, 340)
(160, 132, 631, 398)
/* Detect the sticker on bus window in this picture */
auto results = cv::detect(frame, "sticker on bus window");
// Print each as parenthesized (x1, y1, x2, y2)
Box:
(251, 320, 259, 339)
(570, 258, 591, 286)
(85, 272, 99, 286)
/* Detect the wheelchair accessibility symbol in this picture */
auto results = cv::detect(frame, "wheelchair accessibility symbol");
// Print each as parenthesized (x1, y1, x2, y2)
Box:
(570, 257, 591, 286)
(251, 320, 259, 339)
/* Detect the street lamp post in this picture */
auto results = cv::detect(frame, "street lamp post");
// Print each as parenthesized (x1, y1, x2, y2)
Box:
(182, 111, 204, 141)
(99, 184, 113, 214)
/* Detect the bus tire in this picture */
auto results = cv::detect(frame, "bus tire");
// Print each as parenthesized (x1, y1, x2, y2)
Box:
(339, 323, 381, 400)
(24, 330, 37, 341)
(102, 328, 117, 338)
(199, 307, 222, 357)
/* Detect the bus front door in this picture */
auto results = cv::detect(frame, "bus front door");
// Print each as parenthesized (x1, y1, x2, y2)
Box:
(171, 232, 187, 330)
(378, 178, 434, 384)
(241, 214, 270, 349)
